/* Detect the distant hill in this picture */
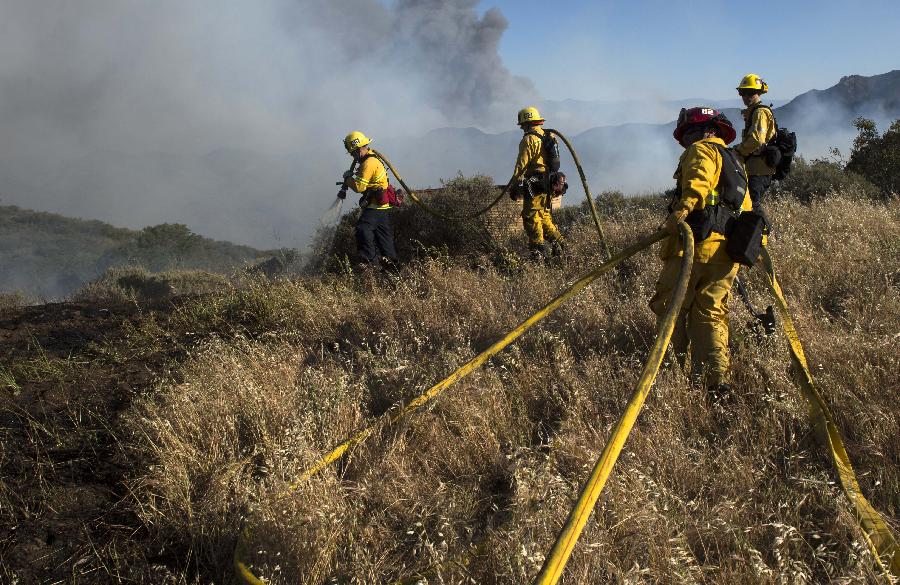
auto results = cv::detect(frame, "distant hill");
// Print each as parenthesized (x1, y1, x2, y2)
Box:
(0, 205, 275, 298)
(387, 70, 900, 193)
(772, 70, 900, 154)
(1, 72, 897, 252)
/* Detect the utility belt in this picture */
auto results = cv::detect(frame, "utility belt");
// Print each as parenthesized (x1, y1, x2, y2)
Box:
(513, 173, 547, 201)
(514, 171, 569, 200)
(680, 202, 769, 267)
(359, 184, 403, 209)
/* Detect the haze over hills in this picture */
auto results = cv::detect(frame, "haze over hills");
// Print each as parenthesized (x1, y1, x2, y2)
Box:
(0, 205, 273, 298)
(387, 70, 900, 194)
(0, 71, 897, 251)
(537, 97, 790, 131)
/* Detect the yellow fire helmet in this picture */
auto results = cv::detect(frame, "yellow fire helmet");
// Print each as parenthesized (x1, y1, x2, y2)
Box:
(737, 73, 769, 94)
(343, 130, 372, 153)
(517, 106, 545, 125)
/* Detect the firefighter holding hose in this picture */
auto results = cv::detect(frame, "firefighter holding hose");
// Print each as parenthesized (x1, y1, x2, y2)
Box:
(340, 131, 400, 270)
(509, 107, 566, 261)
(650, 107, 753, 398)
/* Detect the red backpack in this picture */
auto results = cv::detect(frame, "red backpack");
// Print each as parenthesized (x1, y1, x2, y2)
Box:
(378, 184, 404, 207)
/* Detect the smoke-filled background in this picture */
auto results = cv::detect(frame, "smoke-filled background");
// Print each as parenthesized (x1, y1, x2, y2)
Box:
(1, 0, 898, 256)
(0, 0, 534, 250)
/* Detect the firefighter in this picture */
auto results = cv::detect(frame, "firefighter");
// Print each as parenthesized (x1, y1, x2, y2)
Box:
(509, 106, 563, 260)
(340, 131, 398, 269)
(734, 74, 777, 207)
(650, 107, 752, 396)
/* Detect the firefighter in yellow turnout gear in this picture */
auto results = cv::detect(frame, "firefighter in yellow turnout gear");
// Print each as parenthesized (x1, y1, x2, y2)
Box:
(734, 74, 777, 208)
(650, 107, 752, 393)
(341, 131, 398, 268)
(510, 107, 563, 259)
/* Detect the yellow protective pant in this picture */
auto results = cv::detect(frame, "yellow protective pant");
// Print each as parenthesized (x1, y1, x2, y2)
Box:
(522, 193, 561, 246)
(649, 258, 739, 387)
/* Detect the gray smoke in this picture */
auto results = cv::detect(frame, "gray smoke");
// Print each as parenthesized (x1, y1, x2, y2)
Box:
(0, 0, 536, 252)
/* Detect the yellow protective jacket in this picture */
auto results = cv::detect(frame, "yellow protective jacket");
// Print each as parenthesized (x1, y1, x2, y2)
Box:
(511, 126, 547, 182)
(348, 154, 390, 210)
(662, 136, 752, 263)
(735, 104, 776, 176)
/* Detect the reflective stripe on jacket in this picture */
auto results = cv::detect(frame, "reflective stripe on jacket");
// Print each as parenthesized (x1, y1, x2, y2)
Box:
(736, 105, 776, 176)
(349, 155, 391, 210)
(662, 136, 752, 263)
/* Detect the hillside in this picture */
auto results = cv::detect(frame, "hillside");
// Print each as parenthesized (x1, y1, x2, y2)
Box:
(0, 205, 277, 299)
(1, 188, 897, 583)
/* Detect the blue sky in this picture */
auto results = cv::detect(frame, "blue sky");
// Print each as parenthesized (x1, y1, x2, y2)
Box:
(477, 0, 900, 101)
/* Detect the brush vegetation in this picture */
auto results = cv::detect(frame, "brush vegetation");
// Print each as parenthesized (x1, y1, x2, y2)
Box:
(0, 207, 276, 299)
(1, 175, 898, 584)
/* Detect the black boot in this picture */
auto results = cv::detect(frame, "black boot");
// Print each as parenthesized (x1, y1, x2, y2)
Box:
(528, 242, 547, 262)
(706, 383, 733, 405)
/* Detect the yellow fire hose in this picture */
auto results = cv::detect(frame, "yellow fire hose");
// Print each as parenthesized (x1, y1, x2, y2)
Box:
(545, 129, 611, 260)
(371, 147, 511, 220)
(532, 223, 694, 584)
(530, 246, 899, 584)
(392, 226, 693, 585)
(233, 228, 670, 584)
(371, 133, 610, 255)
(760, 248, 900, 578)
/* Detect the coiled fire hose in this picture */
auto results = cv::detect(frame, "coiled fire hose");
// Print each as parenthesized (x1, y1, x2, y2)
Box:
(233, 227, 674, 584)
(371, 129, 610, 257)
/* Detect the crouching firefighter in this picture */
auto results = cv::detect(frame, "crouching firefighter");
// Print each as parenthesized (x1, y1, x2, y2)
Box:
(339, 131, 402, 270)
(509, 107, 567, 260)
(650, 107, 766, 397)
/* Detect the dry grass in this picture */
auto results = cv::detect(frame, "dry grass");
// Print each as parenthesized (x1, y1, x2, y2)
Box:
(114, 192, 899, 583)
(71, 266, 230, 304)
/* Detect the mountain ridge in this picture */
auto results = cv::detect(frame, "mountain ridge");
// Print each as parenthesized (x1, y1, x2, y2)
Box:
(388, 70, 900, 192)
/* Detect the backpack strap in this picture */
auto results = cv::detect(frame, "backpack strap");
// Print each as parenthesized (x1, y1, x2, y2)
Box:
(522, 131, 548, 176)
(710, 143, 748, 211)
(747, 103, 778, 131)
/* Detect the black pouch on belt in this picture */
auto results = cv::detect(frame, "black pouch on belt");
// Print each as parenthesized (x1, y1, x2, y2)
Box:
(726, 211, 768, 266)
(684, 208, 715, 243)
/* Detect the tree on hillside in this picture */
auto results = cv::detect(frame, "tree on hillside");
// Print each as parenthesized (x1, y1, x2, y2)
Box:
(846, 117, 900, 197)
(105, 223, 205, 271)
(135, 223, 202, 255)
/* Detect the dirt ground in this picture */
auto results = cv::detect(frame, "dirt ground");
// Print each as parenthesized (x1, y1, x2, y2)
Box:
(0, 300, 184, 584)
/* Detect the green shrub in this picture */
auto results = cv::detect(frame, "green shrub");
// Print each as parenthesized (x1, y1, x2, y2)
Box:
(311, 174, 518, 272)
(771, 157, 880, 203)
(845, 117, 900, 198)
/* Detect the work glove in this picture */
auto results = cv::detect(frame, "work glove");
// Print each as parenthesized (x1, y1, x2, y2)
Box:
(342, 170, 354, 180)
(337, 188, 348, 200)
(662, 209, 688, 234)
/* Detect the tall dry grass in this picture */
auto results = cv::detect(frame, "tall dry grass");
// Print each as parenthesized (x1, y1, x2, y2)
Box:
(122, 192, 899, 583)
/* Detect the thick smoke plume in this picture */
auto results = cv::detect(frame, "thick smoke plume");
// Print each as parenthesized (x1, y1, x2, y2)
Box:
(0, 0, 535, 250)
